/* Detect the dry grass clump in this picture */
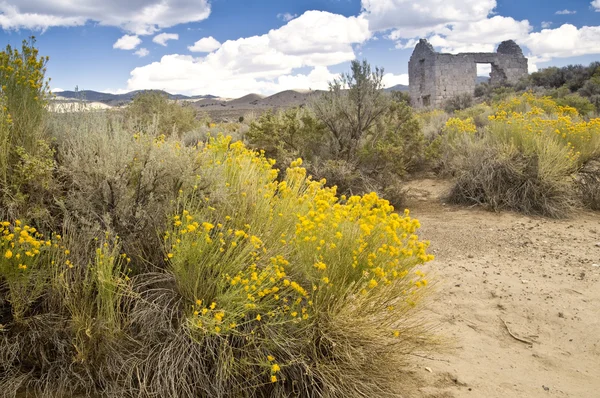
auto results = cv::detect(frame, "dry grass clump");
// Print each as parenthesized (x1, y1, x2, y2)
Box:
(447, 138, 577, 217)
(576, 158, 600, 210)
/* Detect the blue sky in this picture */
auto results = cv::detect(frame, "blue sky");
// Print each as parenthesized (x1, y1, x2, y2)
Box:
(0, 0, 599, 98)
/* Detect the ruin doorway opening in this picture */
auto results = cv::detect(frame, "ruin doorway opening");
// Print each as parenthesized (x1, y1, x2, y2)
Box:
(476, 63, 491, 84)
(475, 63, 492, 98)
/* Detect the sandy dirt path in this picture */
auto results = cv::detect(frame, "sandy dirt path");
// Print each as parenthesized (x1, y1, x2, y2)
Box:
(399, 179, 600, 398)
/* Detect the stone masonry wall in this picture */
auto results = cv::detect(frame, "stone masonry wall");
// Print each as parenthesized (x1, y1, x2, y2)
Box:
(409, 39, 528, 109)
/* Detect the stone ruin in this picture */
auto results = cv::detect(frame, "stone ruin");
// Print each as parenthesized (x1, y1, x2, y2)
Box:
(409, 39, 528, 108)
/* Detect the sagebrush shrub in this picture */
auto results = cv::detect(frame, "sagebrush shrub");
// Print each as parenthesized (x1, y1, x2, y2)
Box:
(443, 93, 473, 113)
(126, 91, 199, 137)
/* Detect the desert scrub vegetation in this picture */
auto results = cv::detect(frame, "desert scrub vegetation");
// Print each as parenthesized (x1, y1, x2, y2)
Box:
(0, 42, 437, 397)
(126, 90, 200, 136)
(440, 92, 600, 217)
(247, 60, 425, 206)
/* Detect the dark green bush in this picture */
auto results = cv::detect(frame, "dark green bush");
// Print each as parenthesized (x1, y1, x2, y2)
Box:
(443, 93, 473, 113)
(126, 91, 199, 136)
(555, 93, 596, 116)
(246, 107, 328, 167)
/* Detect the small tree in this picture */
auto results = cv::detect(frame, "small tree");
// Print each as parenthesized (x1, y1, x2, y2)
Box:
(311, 60, 389, 160)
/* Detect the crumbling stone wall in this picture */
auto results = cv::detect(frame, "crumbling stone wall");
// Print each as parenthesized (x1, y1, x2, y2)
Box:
(409, 39, 528, 108)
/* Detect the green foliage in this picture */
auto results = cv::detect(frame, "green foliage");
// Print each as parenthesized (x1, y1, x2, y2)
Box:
(126, 91, 199, 136)
(527, 62, 600, 103)
(530, 66, 567, 89)
(447, 137, 577, 217)
(246, 107, 328, 166)
(51, 111, 202, 266)
(453, 103, 493, 128)
(157, 141, 433, 397)
(246, 61, 426, 206)
(579, 75, 600, 100)
(0, 37, 50, 150)
(390, 90, 410, 104)
(555, 93, 596, 116)
(311, 59, 388, 160)
(443, 93, 473, 113)
(359, 99, 425, 179)
(0, 42, 439, 397)
(0, 131, 436, 397)
(0, 37, 55, 221)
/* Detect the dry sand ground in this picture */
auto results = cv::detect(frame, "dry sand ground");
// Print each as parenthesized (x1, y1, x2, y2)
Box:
(399, 179, 600, 398)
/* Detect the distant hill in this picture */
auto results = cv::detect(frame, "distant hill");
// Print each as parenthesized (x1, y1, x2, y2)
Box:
(192, 89, 327, 112)
(476, 76, 490, 84)
(228, 93, 265, 106)
(55, 89, 217, 106)
(385, 84, 409, 92)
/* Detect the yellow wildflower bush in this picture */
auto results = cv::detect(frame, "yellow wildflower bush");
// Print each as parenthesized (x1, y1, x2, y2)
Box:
(445, 93, 600, 216)
(0, 37, 55, 220)
(488, 96, 600, 164)
(0, 36, 50, 150)
(161, 135, 434, 396)
(0, 220, 66, 320)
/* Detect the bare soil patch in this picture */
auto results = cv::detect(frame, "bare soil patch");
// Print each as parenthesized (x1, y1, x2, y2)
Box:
(399, 179, 600, 397)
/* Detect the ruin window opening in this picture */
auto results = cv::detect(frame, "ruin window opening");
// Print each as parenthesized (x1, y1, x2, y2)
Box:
(418, 59, 425, 92)
(422, 95, 431, 107)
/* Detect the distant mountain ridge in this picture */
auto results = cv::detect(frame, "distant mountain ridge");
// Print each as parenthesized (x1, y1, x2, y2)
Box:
(55, 89, 217, 106)
(55, 77, 490, 106)
(384, 84, 409, 92)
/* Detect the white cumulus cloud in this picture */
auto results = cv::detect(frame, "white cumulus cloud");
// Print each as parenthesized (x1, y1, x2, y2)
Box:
(522, 24, 600, 59)
(188, 36, 222, 52)
(277, 12, 297, 22)
(0, 0, 211, 35)
(134, 48, 150, 57)
(424, 16, 531, 53)
(125, 10, 371, 97)
(153, 33, 179, 46)
(555, 9, 576, 15)
(382, 72, 408, 87)
(113, 34, 142, 50)
(592, 0, 600, 11)
(362, 0, 497, 37)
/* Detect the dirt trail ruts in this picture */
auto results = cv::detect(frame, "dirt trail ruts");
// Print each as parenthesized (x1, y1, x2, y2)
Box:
(399, 179, 600, 398)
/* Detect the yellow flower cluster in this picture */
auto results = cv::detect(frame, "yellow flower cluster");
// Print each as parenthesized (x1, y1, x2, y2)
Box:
(0, 220, 65, 274)
(443, 117, 477, 135)
(168, 210, 312, 336)
(494, 92, 578, 117)
(0, 40, 50, 103)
